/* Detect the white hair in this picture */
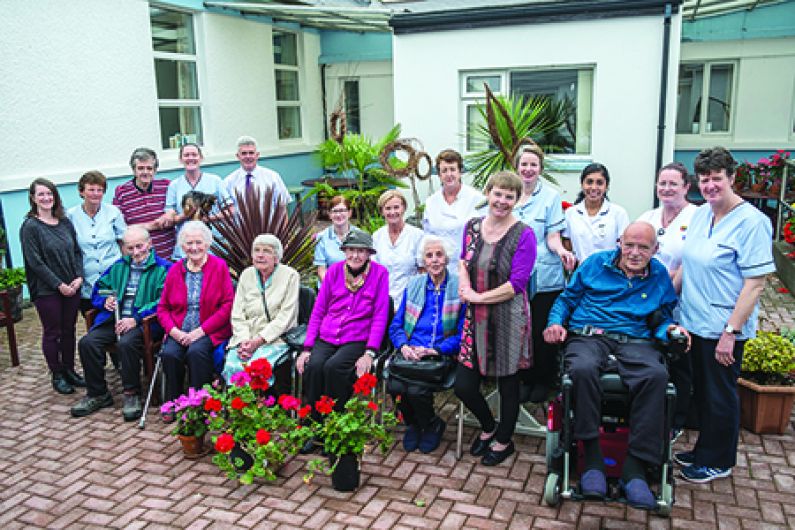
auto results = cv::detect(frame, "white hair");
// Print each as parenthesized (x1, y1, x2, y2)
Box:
(417, 234, 455, 264)
(236, 135, 258, 149)
(178, 220, 213, 247)
(252, 233, 283, 261)
(124, 225, 151, 243)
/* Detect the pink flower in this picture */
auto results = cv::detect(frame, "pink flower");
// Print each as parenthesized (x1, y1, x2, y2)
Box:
(230, 371, 251, 387)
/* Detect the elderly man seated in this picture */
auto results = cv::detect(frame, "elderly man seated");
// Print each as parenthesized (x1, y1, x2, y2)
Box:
(71, 226, 171, 421)
(543, 222, 689, 510)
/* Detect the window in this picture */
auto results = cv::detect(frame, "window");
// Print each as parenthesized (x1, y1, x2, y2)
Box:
(343, 80, 361, 134)
(676, 62, 735, 135)
(461, 67, 593, 154)
(150, 6, 202, 149)
(273, 30, 302, 140)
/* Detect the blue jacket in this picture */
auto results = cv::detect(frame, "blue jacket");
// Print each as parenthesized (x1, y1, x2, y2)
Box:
(548, 248, 677, 340)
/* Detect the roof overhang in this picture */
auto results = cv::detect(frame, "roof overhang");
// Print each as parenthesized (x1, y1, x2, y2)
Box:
(204, 1, 393, 32)
(681, 0, 785, 20)
(389, 0, 684, 35)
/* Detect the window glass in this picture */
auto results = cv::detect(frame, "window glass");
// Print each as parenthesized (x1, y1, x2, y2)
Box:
(277, 107, 302, 140)
(344, 80, 361, 134)
(159, 107, 203, 149)
(273, 31, 298, 66)
(150, 8, 195, 54)
(466, 75, 501, 94)
(707, 64, 733, 133)
(676, 64, 704, 134)
(466, 105, 491, 152)
(275, 70, 300, 101)
(155, 59, 199, 100)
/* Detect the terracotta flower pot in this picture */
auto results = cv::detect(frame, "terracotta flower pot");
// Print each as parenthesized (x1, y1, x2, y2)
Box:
(178, 434, 209, 459)
(737, 378, 795, 434)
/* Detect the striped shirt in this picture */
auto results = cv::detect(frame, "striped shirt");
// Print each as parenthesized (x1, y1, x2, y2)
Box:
(112, 178, 176, 260)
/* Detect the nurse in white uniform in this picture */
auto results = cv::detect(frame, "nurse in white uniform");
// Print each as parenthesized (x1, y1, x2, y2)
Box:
(563, 163, 629, 263)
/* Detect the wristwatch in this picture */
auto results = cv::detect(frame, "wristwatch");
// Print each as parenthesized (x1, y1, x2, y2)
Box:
(365, 349, 377, 359)
(723, 324, 741, 335)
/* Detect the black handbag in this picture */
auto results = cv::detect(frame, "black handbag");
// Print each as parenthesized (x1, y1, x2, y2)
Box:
(261, 292, 307, 351)
(388, 353, 455, 385)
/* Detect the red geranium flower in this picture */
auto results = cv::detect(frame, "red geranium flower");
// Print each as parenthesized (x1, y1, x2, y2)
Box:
(278, 394, 300, 411)
(215, 433, 235, 453)
(353, 373, 377, 395)
(204, 397, 222, 412)
(367, 401, 378, 412)
(315, 395, 335, 415)
(245, 357, 273, 391)
(231, 397, 247, 410)
(778, 287, 790, 294)
(255, 429, 271, 445)
(297, 405, 312, 418)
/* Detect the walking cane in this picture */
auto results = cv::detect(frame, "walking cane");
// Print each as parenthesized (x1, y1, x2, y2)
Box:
(97, 289, 121, 341)
(139, 346, 164, 430)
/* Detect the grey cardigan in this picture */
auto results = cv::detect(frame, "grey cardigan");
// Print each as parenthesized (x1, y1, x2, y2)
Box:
(20, 216, 83, 301)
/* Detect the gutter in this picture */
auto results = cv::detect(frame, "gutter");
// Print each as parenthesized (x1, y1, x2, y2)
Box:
(654, 2, 674, 208)
(390, 0, 682, 35)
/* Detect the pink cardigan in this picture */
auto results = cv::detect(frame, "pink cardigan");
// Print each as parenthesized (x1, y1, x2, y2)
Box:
(157, 255, 234, 346)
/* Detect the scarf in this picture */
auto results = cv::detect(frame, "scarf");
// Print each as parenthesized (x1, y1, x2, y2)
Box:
(344, 261, 370, 293)
(403, 272, 461, 339)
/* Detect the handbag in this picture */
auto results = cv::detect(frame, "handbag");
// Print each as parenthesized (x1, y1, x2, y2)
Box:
(261, 291, 307, 351)
(388, 352, 455, 386)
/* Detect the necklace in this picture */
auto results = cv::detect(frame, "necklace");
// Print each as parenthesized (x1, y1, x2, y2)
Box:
(661, 203, 686, 229)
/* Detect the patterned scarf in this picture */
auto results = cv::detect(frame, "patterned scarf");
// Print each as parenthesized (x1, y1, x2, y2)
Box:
(403, 273, 461, 339)
(345, 260, 370, 293)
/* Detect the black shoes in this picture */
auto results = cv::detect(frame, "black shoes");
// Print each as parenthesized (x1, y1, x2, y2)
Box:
(482, 440, 515, 466)
(70, 393, 114, 417)
(63, 368, 87, 388)
(470, 425, 497, 457)
(52, 372, 75, 395)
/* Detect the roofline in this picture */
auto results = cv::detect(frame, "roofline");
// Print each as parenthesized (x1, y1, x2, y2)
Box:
(389, 0, 684, 35)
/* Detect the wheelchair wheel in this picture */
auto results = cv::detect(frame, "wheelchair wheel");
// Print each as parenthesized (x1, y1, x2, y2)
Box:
(544, 473, 562, 506)
(545, 429, 560, 469)
(657, 482, 673, 516)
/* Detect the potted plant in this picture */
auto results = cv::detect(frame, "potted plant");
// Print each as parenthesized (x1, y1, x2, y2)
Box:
(207, 358, 313, 485)
(737, 330, 795, 434)
(0, 266, 26, 322)
(304, 373, 398, 491)
(161, 387, 213, 458)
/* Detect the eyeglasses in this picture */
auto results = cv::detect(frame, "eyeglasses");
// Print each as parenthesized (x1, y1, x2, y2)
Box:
(330, 208, 348, 214)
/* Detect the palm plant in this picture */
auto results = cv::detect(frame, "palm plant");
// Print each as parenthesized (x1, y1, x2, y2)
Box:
(466, 85, 569, 188)
(309, 124, 407, 232)
(208, 187, 317, 282)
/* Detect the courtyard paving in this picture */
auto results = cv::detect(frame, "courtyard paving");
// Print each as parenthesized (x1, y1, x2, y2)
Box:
(0, 276, 793, 529)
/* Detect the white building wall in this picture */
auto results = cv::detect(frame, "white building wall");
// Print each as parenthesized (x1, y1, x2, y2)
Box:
(324, 61, 395, 141)
(0, 1, 324, 192)
(677, 37, 795, 151)
(392, 14, 681, 220)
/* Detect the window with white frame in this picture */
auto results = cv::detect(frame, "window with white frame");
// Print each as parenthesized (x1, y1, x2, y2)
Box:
(676, 62, 735, 135)
(150, 6, 203, 149)
(462, 67, 593, 155)
(343, 79, 361, 135)
(273, 30, 302, 140)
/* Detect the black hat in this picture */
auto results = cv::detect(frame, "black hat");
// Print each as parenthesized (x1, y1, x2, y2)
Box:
(340, 229, 376, 253)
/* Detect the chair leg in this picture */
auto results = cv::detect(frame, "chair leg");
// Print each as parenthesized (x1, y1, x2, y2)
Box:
(139, 355, 163, 430)
(456, 401, 464, 460)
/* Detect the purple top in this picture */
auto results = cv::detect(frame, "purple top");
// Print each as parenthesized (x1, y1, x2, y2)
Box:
(460, 219, 537, 294)
(304, 260, 390, 352)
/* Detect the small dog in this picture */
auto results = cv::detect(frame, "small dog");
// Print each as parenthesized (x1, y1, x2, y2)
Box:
(181, 191, 216, 220)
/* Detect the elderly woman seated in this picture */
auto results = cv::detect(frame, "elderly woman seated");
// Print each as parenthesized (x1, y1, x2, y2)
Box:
(157, 221, 234, 412)
(222, 234, 299, 390)
(388, 235, 465, 453)
(297, 230, 390, 452)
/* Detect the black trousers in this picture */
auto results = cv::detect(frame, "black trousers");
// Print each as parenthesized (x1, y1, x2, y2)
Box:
(161, 335, 215, 402)
(528, 290, 563, 386)
(303, 340, 366, 420)
(668, 348, 692, 429)
(387, 377, 437, 430)
(78, 319, 145, 397)
(454, 363, 520, 444)
(690, 334, 744, 468)
(564, 335, 668, 465)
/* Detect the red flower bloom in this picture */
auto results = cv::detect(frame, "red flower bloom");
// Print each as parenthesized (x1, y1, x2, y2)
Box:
(231, 397, 247, 410)
(278, 394, 301, 411)
(215, 433, 235, 453)
(255, 429, 271, 445)
(778, 287, 790, 294)
(204, 397, 222, 412)
(298, 405, 312, 418)
(367, 401, 378, 412)
(784, 221, 795, 244)
(562, 201, 574, 211)
(245, 358, 273, 391)
(353, 373, 377, 395)
(315, 395, 335, 415)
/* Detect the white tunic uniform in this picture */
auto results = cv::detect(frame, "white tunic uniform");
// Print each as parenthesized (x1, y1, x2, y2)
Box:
(563, 199, 629, 263)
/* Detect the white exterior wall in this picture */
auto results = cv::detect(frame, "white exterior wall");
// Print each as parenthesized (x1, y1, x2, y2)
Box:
(324, 61, 395, 141)
(0, 0, 324, 192)
(392, 14, 682, 220)
(677, 37, 795, 151)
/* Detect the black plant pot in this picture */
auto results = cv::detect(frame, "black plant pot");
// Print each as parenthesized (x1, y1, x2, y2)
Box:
(331, 453, 360, 492)
(229, 443, 254, 473)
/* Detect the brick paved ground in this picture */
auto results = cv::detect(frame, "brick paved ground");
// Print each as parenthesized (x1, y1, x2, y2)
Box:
(0, 277, 793, 529)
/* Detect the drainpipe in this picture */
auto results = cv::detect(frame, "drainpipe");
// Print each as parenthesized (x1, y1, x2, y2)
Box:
(321, 63, 329, 141)
(654, 2, 673, 208)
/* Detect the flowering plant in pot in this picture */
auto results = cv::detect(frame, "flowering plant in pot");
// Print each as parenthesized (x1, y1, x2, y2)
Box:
(304, 373, 398, 491)
(161, 387, 212, 457)
(737, 330, 795, 434)
(207, 358, 313, 484)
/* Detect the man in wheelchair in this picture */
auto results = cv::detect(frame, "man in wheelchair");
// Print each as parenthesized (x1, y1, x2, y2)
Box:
(543, 222, 690, 510)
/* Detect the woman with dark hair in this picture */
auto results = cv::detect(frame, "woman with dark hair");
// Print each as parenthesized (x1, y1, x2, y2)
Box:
(563, 163, 629, 263)
(313, 195, 359, 282)
(67, 170, 127, 314)
(675, 147, 775, 483)
(21, 178, 86, 394)
(456, 171, 537, 466)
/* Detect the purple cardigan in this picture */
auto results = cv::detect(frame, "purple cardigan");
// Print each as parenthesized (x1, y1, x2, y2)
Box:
(304, 260, 390, 352)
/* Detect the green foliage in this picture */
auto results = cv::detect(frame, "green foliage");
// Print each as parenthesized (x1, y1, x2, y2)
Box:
(311, 124, 407, 224)
(742, 330, 795, 385)
(0, 267, 26, 290)
(466, 93, 568, 188)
